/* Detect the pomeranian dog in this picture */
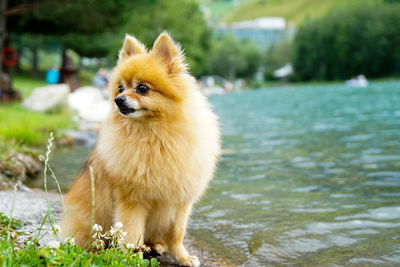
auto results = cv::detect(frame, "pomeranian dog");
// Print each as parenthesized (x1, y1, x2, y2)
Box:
(60, 32, 220, 267)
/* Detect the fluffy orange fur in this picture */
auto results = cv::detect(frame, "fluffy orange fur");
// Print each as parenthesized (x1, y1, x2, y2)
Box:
(60, 32, 220, 267)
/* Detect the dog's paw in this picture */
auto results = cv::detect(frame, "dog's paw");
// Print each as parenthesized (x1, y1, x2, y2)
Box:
(152, 243, 167, 255)
(178, 255, 200, 267)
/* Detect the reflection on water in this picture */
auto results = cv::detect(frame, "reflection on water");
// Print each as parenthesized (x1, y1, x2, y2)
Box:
(32, 81, 400, 266)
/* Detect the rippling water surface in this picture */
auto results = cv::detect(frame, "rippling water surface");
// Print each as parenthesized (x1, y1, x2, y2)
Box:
(36, 81, 400, 266)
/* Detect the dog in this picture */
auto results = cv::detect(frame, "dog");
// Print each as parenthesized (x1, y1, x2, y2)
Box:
(60, 32, 220, 267)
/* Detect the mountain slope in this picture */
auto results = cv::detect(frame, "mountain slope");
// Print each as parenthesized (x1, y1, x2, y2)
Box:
(224, 0, 383, 25)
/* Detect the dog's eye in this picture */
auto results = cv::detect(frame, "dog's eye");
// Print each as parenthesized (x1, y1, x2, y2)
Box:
(118, 85, 124, 93)
(136, 84, 149, 95)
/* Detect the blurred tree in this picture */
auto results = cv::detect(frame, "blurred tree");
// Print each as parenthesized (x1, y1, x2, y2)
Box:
(7, 0, 136, 61)
(1, 0, 135, 93)
(207, 35, 262, 80)
(264, 41, 293, 72)
(293, 1, 400, 81)
(207, 35, 242, 80)
(0, 0, 143, 98)
(236, 39, 262, 80)
(59, 32, 113, 59)
(119, 0, 211, 77)
(7, 0, 131, 35)
(11, 34, 61, 74)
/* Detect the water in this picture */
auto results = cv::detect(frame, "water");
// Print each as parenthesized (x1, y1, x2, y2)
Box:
(34, 81, 400, 266)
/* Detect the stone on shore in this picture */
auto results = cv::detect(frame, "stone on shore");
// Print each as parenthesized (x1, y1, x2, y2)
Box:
(0, 151, 42, 190)
(23, 84, 70, 112)
(0, 190, 61, 246)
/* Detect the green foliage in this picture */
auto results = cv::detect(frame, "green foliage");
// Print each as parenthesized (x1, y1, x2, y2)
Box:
(0, 241, 159, 266)
(118, 0, 211, 76)
(292, 1, 400, 81)
(8, 0, 139, 60)
(8, 0, 133, 35)
(0, 103, 75, 147)
(196, 0, 246, 20)
(0, 75, 75, 147)
(9, 0, 211, 73)
(0, 212, 21, 230)
(236, 39, 263, 79)
(224, 0, 383, 26)
(0, 216, 159, 266)
(12, 74, 48, 98)
(264, 41, 293, 72)
(59, 32, 114, 58)
(206, 35, 262, 80)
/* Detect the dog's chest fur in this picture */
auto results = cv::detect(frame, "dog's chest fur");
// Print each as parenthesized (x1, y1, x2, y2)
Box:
(96, 114, 200, 203)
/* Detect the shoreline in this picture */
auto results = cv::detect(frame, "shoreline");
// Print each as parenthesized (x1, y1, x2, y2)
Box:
(0, 189, 225, 267)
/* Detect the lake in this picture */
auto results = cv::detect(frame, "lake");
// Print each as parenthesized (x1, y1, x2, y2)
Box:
(31, 81, 400, 266)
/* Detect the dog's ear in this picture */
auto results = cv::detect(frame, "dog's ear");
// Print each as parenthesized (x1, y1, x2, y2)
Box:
(152, 31, 187, 73)
(118, 34, 146, 63)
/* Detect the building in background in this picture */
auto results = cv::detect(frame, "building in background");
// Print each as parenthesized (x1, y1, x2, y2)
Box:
(216, 17, 293, 49)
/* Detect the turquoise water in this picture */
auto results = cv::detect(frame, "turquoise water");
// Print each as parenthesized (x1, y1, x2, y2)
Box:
(35, 81, 400, 266)
(193, 81, 400, 266)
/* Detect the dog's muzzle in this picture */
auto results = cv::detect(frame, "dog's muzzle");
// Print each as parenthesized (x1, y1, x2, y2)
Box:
(115, 96, 135, 115)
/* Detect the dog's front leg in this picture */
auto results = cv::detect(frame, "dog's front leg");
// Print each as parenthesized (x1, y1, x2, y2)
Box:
(115, 200, 147, 250)
(166, 202, 200, 267)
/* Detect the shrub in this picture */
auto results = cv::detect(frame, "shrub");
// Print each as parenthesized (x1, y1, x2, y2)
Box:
(292, 1, 400, 81)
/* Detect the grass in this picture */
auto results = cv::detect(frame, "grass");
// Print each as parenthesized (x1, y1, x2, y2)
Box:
(0, 135, 160, 267)
(197, 0, 246, 20)
(12, 74, 48, 98)
(0, 212, 159, 266)
(13, 70, 96, 98)
(223, 0, 383, 25)
(0, 103, 74, 149)
(0, 74, 76, 154)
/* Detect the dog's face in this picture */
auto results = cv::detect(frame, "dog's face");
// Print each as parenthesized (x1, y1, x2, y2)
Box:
(109, 32, 189, 121)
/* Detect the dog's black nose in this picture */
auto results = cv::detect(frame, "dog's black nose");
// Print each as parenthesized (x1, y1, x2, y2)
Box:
(115, 96, 126, 106)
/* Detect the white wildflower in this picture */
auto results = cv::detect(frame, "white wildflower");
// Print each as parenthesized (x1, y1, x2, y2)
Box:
(126, 243, 136, 250)
(47, 240, 60, 249)
(92, 223, 105, 240)
(54, 224, 61, 234)
(66, 237, 75, 246)
(114, 222, 123, 228)
(109, 227, 116, 236)
(92, 224, 103, 232)
(92, 239, 105, 251)
(109, 225, 127, 240)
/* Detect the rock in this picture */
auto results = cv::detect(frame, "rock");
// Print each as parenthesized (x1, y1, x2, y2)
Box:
(11, 152, 42, 178)
(0, 173, 14, 190)
(23, 84, 70, 112)
(67, 86, 110, 123)
(16, 182, 32, 192)
(61, 130, 98, 147)
(0, 151, 42, 189)
(0, 190, 62, 246)
(0, 158, 25, 182)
